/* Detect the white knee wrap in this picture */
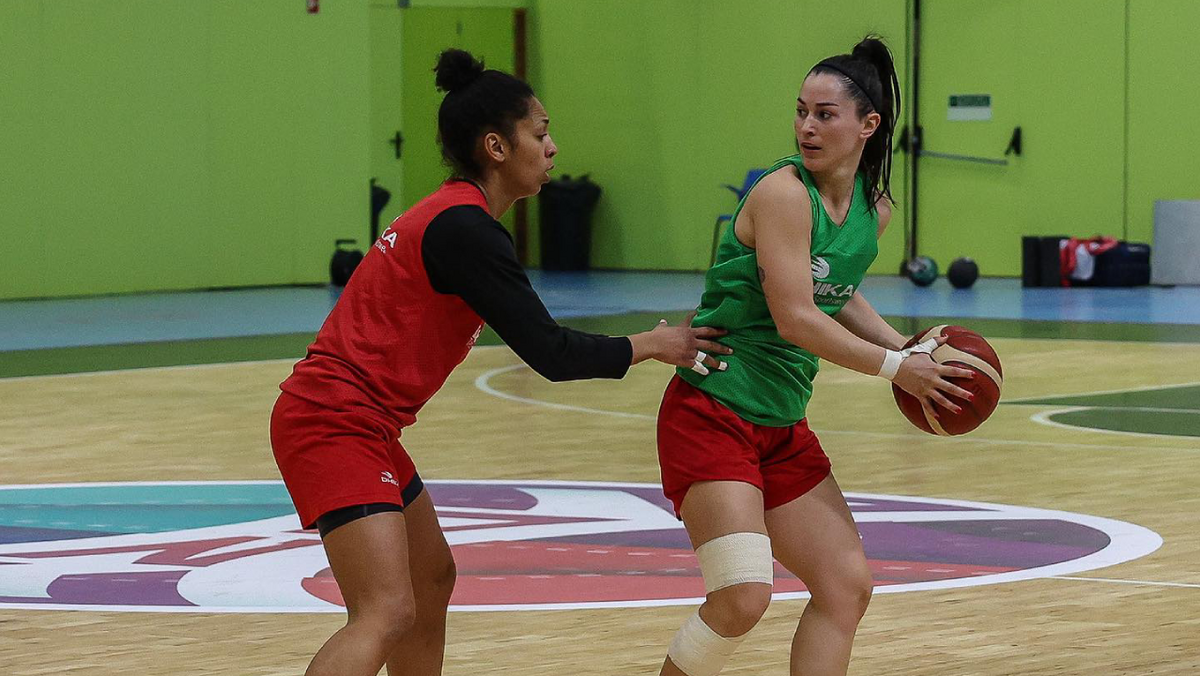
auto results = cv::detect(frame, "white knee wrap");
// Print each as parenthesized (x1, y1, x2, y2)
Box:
(695, 532, 774, 594)
(667, 609, 744, 676)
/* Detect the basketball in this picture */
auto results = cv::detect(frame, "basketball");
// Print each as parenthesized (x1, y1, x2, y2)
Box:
(892, 325, 1003, 435)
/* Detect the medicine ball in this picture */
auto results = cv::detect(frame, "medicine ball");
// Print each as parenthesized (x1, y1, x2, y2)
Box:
(905, 256, 939, 287)
(948, 257, 980, 289)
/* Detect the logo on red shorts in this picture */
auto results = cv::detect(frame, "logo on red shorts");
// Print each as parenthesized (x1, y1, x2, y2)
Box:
(0, 480, 1161, 612)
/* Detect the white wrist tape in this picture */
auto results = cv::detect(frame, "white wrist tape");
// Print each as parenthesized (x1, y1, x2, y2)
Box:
(876, 349, 903, 381)
(667, 609, 746, 676)
(904, 337, 939, 358)
(877, 338, 940, 381)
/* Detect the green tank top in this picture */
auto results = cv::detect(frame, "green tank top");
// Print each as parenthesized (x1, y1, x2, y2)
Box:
(677, 155, 879, 426)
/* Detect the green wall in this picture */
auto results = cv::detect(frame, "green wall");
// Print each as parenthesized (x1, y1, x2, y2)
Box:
(528, 0, 1197, 277)
(0, 0, 370, 300)
(528, 0, 909, 274)
(4, 0, 1193, 300)
(915, 0, 1127, 277)
(400, 8, 516, 221)
(1127, 0, 1200, 244)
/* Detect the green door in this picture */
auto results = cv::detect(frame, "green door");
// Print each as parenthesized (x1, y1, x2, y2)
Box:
(916, 0, 1125, 276)
(401, 7, 516, 233)
(369, 4, 406, 232)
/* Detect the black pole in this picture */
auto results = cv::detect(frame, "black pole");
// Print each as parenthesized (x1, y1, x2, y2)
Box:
(909, 0, 922, 264)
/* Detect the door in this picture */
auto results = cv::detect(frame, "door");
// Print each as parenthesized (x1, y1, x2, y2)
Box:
(401, 7, 517, 233)
(369, 3, 405, 232)
(915, 0, 1125, 276)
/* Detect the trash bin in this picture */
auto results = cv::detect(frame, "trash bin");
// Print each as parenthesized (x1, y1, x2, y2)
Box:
(539, 174, 601, 271)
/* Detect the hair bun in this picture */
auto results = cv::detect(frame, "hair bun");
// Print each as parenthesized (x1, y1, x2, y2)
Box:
(851, 36, 890, 71)
(435, 48, 486, 93)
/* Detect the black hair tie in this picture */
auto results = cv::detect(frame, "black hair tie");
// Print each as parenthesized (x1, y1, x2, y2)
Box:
(816, 61, 882, 114)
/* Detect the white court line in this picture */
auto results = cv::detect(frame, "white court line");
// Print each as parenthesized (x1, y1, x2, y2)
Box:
(475, 364, 1198, 452)
(473, 363, 654, 421)
(1004, 380, 1200, 404)
(1029, 407, 1200, 442)
(1052, 406, 1200, 415)
(1052, 576, 1200, 589)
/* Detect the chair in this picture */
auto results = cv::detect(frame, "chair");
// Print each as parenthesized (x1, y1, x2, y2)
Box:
(711, 168, 767, 266)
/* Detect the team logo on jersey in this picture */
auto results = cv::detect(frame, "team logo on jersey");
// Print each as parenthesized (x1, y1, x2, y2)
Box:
(811, 256, 831, 281)
(375, 227, 398, 253)
(0, 481, 1160, 612)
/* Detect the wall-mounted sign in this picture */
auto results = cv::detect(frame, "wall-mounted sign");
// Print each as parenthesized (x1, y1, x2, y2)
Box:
(948, 94, 992, 121)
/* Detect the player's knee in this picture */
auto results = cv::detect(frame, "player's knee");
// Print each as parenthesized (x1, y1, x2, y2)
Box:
(841, 573, 873, 624)
(668, 607, 749, 676)
(812, 565, 873, 631)
(704, 583, 771, 637)
(352, 596, 417, 645)
(693, 531, 774, 638)
(428, 554, 457, 606)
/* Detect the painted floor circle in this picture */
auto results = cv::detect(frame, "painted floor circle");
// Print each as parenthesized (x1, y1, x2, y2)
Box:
(0, 480, 1162, 613)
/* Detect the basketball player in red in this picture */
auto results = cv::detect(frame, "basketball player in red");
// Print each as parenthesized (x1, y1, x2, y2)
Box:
(270, 49, 730, 676)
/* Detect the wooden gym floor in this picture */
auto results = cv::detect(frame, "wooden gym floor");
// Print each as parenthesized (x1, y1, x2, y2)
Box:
(1, 309, 1198, 675)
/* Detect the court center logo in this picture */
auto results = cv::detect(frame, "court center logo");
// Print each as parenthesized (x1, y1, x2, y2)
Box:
(0, 480, 1161, 613)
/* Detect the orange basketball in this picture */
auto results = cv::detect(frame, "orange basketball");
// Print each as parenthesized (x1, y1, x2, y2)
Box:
(891, 325, 1003, 436)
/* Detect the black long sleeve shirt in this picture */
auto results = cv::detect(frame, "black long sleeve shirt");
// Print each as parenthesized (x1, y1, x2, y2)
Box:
(421, 205, 632, 382)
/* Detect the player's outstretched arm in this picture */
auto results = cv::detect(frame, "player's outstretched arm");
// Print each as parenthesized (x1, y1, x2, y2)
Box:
(628, 316, 731, 373)
(423, 207, 729, 381)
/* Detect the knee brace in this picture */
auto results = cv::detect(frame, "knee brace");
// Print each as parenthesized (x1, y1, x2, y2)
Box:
(667, 609, 743, 676)
(695, 531, 773, 594)
(666, 532, 774, 676)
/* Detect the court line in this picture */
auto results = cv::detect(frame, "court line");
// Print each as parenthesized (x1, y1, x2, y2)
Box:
(1052, 576, 1200, 589)
(1004, 380, 1200, 404)
(473, 364, 654, 420)
(474, 364, 1197, 452)
(1029, 407, 1199, 441)
(1049, 406, 1200, 414)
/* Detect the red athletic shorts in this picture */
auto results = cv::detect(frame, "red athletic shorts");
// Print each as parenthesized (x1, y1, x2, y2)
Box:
(270, 391, 423, 529)
(657, 375, 831, 516)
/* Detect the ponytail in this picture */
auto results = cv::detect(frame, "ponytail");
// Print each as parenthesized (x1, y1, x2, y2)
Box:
(810, 36, 901, 209)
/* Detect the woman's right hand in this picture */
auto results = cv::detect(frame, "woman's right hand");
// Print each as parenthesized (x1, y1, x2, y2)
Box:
(892, 351, 976, 419)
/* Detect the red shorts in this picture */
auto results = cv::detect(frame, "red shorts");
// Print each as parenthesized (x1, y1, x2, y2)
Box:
(657, 375, 831, 516)
(270, 391, 423, 529)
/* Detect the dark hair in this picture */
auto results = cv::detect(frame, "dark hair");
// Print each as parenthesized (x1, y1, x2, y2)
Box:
(434, 48, 534, 180)
(809, 36, 901, 209)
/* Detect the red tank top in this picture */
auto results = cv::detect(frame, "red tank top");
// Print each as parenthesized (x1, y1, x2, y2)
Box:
(280, 181, 488, 429)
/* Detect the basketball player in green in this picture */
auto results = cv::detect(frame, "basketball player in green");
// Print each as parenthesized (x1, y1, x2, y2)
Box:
(655, 37, 975, 676)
